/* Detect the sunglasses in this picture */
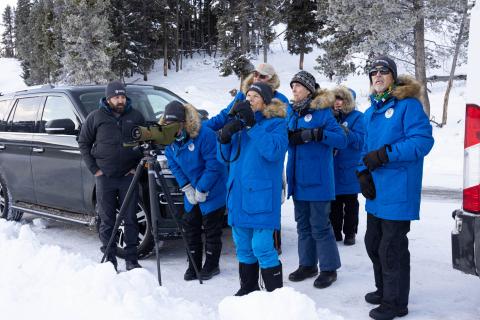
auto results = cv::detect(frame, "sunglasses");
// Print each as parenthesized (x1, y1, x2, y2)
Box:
(369, 67, 391, 77)
(253, 71, 271, 80)
(335, 96, 344, 101)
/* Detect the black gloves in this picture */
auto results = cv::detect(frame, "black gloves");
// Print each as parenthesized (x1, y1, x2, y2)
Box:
(218, 119, 243, 144)
(230, 101, 256, 127)
(288, 128, 323, 145)
(356, 170, 376, 200)
(362, 145, 390, 171)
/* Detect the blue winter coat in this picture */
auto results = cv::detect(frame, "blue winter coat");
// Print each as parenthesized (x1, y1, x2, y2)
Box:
(359, 76, 434, 221)
(165, 104, 227, 215)
(332, 86, 365, 195)
(286, 89, 347, 201)
(205, 73, 290, 131)
(217, 99, 288, 230)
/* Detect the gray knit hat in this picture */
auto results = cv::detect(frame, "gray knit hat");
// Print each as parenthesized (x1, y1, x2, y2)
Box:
(105, 80, 126, 100)
(290, 71, 319, 94)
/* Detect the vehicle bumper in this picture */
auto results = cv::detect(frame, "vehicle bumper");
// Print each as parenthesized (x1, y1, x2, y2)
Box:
(452, 209, 480, 276)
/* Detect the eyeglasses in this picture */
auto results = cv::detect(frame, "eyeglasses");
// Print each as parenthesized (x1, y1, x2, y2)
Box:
(253, 71, 271, 80)
(369, 67, 391, 77)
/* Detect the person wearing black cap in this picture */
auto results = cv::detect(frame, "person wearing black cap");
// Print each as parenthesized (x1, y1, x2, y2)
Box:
(286, 71, 347, 289)
(162, 101, 227, 281)
(78, 80, 145, 272)
(358, 56, 434, 320)
(217, 82, 288, 296)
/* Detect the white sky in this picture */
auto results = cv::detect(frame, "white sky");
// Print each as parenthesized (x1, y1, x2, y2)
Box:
(0, 0, 19, 35)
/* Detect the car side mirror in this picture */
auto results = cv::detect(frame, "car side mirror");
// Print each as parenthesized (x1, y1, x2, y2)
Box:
(45, 118, 76, 135)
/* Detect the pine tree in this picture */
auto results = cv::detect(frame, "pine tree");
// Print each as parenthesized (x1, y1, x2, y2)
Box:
(1, 5, 15, 57)
(14, 0, 32, 82)
(324, 0, 469, 116)
(253, 0, 279, 62)
(61, 0, 115, 85)
(284, 0, 320, 70)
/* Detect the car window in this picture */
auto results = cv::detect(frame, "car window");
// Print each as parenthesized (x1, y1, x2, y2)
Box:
(0, 99, 12, 131)
(39, 96, 81, 134)
(7, 97, 42, 133)
(78, 91, 104, 114)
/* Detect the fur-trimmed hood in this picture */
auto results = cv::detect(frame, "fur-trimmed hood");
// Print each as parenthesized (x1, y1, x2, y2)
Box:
(309, 88, 335, 110)
(241, 73, 281, 94)
(392, 75, 422, 100)
(261, 98, 286, 119)
(159, 103, 202, 138)
(332, 85, 355, 114)
(370, 75, 422, 100)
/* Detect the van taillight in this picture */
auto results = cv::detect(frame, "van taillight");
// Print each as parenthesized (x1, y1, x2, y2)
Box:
(463, 104, 480, 213)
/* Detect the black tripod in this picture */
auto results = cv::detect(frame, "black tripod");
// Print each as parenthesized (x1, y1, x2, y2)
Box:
(100, 143, 203, 285)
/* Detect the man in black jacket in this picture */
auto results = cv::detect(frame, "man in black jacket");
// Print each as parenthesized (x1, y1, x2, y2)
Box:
(78, 80, 145, 271)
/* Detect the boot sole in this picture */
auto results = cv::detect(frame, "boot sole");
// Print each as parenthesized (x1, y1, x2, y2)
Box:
(200, 268, 220, 280)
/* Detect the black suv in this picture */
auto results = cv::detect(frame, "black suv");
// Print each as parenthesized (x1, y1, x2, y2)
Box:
(0, 84, 190, 258)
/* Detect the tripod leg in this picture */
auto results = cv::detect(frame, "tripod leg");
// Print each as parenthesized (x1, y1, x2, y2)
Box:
(147, 160, 162, 286)
(155, 162, 203, 284)
(101, 159, 145, 264)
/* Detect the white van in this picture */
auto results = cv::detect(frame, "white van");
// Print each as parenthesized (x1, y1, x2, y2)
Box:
(452, 3, 480, 277)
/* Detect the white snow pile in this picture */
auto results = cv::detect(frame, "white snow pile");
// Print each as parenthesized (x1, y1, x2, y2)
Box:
(0, 219, 342, 320)
(0, 219, 215, 320)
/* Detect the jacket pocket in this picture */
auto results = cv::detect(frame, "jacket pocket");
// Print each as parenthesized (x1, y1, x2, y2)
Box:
(377, 167, 408, 204)
(242, 179, 273, 214)
(296, 157, 322, 187)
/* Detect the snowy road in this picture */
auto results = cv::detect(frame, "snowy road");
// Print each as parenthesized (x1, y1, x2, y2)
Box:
(8, 196, 479, 320)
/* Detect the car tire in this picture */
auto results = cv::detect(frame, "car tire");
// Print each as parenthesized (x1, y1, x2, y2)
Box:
(0, 174, 23, 221)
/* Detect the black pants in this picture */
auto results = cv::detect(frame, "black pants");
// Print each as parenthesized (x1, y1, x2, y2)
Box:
(364, 213, 411, 309)
(96, 174, 139, 261)
(183, 205, 225, 263)
(330, 194, 359, 238)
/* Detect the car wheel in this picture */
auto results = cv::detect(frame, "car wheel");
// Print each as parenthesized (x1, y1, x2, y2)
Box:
(0, 174, 23, 221)
(97, 199, 156, 260)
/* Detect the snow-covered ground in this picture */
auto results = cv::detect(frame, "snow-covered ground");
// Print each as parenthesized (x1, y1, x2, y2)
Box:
(0, 40, 478, 320)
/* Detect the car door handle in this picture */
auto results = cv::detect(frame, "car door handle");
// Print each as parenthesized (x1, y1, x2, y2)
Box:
(32, 147, 45, 153)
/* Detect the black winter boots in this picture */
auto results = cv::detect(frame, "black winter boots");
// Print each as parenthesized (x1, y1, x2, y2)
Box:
(288, 265, 318, 282)
(184, 247, 203, 281)
(200, 244, 221, 280)
(369, 304, 408, 320)
(261, 263, 283, 292)
(235, 262, 260, 296)
(126, 260, 142, 271)
(365, 290, 382, 304)
(313, 271, 337, 289)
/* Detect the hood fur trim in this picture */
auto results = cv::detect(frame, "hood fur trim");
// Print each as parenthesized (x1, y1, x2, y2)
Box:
(241, 73, 281, 93)
(262, 98, 286, 119)
(392, 75, 422, 100)
(310, 88, 335, 110)
(159, 103, 201, 138)
(332, 85, 355, 114)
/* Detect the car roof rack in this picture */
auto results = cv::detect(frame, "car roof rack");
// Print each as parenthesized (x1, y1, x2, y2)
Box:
(41, 84, 55, 89)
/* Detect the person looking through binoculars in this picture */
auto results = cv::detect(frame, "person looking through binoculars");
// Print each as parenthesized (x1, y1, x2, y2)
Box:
(78, 80, 145, 272)
(217, 82, 288, 296)
(162, 101, 227, 281)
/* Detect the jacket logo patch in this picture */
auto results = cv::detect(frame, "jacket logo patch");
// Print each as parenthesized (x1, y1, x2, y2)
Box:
(385, 108, 394, 119)
(188, 143, 195, 151)
(304, 114, 313, 122)
(342, 121, 348, 127)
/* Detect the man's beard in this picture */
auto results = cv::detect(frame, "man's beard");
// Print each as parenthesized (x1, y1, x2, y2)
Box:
(110, 103, 125, 114)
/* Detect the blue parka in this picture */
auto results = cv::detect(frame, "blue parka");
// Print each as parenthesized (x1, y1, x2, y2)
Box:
(359, 75, 434, 221)
(217, 99, 288, 230)
(205, 73, 289, 131)
(286, 89, 347, 201)
(332, 86, 365, 195)
(165, 104, 227, 215)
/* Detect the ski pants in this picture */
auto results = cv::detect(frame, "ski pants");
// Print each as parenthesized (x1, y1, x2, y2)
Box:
(330, 194, 359, 239)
